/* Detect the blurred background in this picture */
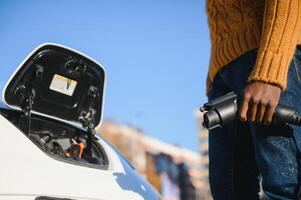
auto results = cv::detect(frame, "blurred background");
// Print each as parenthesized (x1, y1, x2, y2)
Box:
(0, 1, 212, 199)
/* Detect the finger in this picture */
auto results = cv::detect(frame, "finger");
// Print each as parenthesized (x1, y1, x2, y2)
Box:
(256, 103, 266, 123)
(247, 101, 258, 122)
(239, 95, 250, 121)
(263, 103, 277, 125)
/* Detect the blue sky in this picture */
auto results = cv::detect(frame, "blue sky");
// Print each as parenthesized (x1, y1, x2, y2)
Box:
(0, 0, 210, 152)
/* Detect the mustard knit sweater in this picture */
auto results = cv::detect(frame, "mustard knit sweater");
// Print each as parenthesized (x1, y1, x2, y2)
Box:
(206, 0, 301, 94)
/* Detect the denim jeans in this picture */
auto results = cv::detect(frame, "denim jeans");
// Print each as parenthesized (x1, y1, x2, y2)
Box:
(208, 47, 301, 200)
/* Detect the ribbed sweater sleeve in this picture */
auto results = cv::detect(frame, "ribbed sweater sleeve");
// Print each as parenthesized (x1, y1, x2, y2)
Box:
(249, 0, 301, 89)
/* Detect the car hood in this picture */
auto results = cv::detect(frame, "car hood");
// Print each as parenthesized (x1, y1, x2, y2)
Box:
(2, 43, 105, 128)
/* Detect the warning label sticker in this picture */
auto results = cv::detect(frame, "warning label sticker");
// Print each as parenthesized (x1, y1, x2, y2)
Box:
(49, 74, 77, 96)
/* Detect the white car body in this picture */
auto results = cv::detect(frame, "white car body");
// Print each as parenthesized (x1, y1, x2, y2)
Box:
(0, 43, 160, 200)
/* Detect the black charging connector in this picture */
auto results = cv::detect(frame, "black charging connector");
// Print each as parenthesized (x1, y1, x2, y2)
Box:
(200, 92, 301, 130)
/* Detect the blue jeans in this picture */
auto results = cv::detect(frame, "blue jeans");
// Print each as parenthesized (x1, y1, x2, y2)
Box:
(208, 47, 301, 200)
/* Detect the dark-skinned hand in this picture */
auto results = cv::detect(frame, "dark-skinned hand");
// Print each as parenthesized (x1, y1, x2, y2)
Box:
(239, 81, 281, 125)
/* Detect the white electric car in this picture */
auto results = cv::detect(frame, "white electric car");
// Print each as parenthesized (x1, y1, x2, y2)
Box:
(0, 43, 160, 200)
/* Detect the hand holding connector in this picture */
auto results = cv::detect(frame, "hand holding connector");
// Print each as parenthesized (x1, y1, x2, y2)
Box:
(200, 92, 301, 130)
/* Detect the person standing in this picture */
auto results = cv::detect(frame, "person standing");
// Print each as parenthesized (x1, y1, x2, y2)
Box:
(206, 0, 301, 199)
